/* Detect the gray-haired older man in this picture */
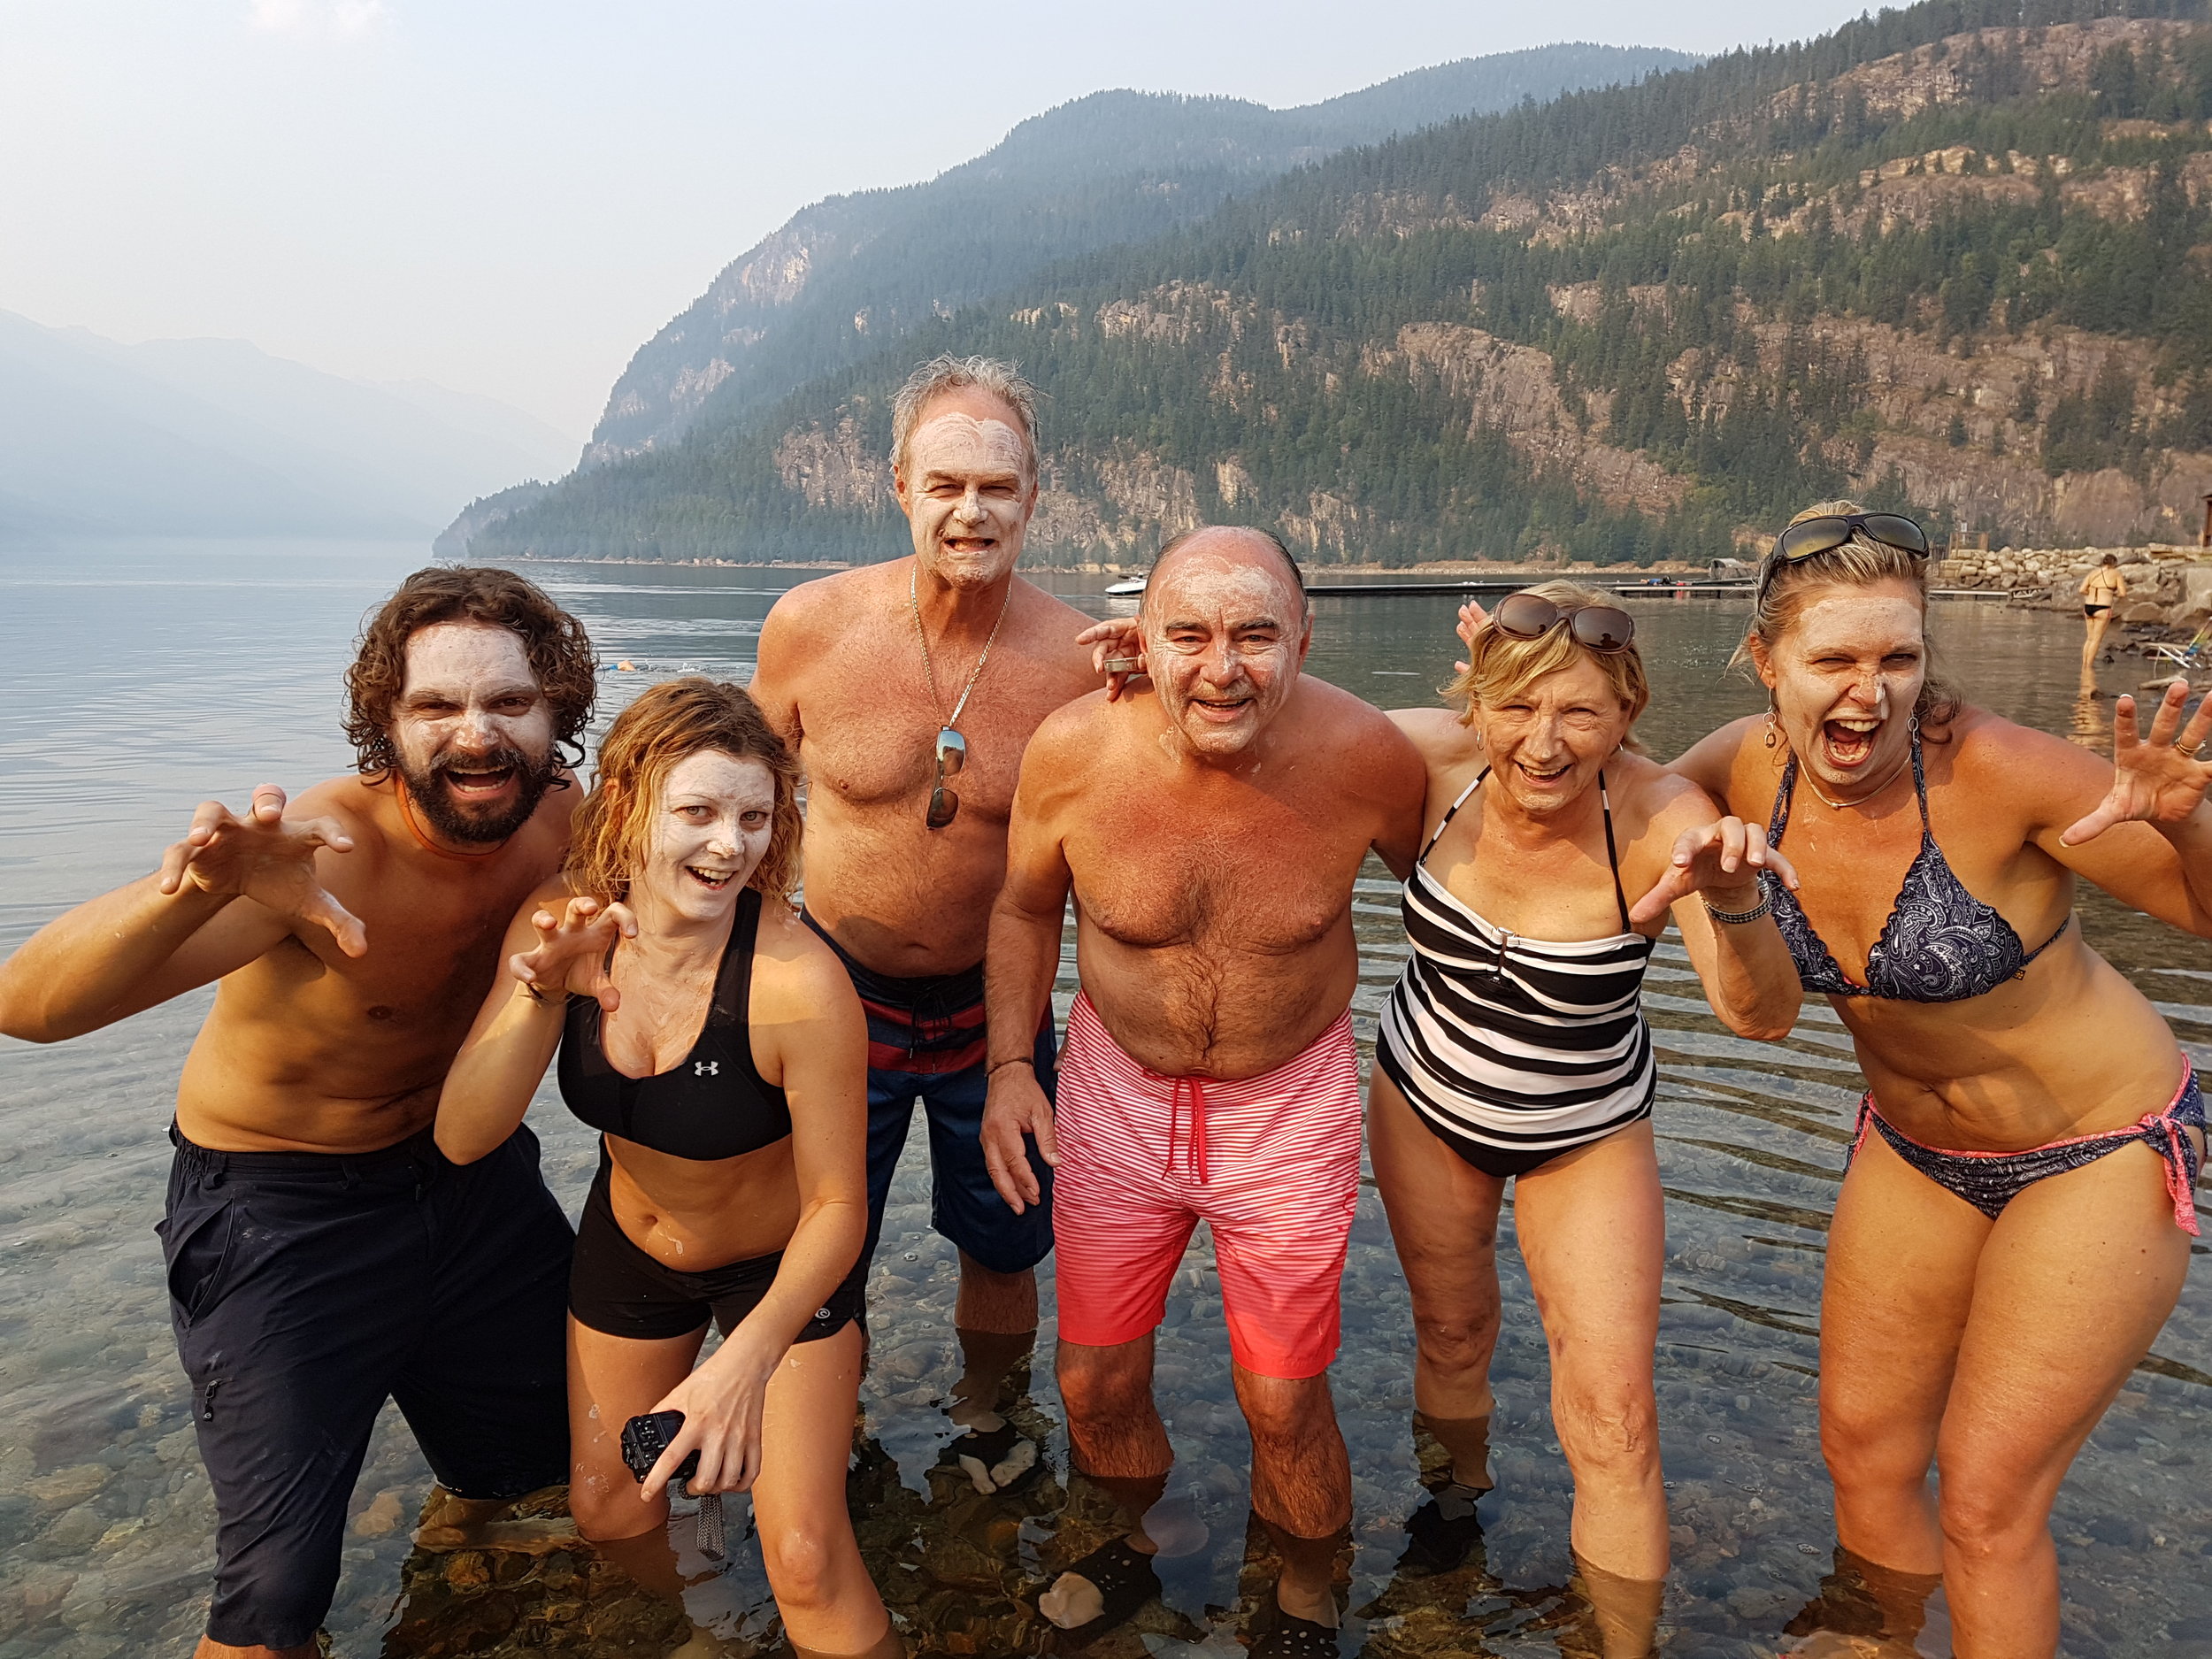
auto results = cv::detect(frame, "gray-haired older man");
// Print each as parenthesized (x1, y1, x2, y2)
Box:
(749, 356, 1099, 1476)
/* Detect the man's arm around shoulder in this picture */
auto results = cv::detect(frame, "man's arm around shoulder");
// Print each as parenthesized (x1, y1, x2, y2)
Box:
(1349, 699, 1431, 880)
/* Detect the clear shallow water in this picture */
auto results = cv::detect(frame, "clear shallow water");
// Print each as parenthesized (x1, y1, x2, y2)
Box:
(0, 541, 2208, 1658)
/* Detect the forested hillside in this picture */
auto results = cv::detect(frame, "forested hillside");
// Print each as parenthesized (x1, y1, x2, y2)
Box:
(566, 43, 1693, 476)
(475, 0, 2212, 567)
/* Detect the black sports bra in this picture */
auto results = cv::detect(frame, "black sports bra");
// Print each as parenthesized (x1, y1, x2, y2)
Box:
(557, 887, 793, 1160)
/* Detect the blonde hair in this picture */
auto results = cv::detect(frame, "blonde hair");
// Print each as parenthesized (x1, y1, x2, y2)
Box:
(890, 354, 1040, 479)
(1740, 499, 1962, 728)
(1446, 580, 1650, 747)
(565, 678, 803, 904)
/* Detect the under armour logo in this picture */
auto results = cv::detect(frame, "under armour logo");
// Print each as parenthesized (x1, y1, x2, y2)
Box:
(695, 1060, 719, 1077)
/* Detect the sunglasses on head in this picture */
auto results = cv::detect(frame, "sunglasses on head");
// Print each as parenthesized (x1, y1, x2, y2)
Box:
(925, 727, 964, 830)
(1766, 513, 1931, 585)
(1490, 591, 1636, 654)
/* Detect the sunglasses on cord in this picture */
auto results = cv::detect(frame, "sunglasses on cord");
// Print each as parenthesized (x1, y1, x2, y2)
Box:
(1489, 591, 1637, 654)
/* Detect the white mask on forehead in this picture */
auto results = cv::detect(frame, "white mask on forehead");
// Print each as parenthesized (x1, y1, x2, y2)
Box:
(905, 411, 1032, 478)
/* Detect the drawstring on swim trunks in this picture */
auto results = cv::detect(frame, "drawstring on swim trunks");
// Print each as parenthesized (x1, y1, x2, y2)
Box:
(1166, 1076, 1209, 1185)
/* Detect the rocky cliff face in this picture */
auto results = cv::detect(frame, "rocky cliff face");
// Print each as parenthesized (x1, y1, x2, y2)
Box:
(467, 4, 2212, 568)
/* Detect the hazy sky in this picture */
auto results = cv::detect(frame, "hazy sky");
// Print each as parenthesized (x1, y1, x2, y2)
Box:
(3, 0, 1873, 442)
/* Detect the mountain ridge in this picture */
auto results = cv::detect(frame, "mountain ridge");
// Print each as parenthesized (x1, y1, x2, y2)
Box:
(471, 0, 2212, 567)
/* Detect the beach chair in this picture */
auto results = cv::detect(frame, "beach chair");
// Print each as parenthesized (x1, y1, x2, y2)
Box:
(2147, 625, 2210, 675)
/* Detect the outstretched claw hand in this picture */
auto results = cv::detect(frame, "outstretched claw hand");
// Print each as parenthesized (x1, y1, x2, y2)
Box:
(1074, 617, 1147, 702)
(2062, 681, 2212, 846)
(1451, 599, 1491, 675)
(1630, 818, 1798, 927)
(980, 1064, 1058, 1214)
(509, 896, 636, 1009)
(157, 784, 366, 956)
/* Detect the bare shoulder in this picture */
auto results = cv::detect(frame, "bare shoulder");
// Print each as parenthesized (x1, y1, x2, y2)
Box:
(1023, 688, 1118, 776)
(1386, 704, 1476, 766)
(1302, 678, 1422, 769)
(1609, 749, 1722, 838)
(1670, 713, 1761, 802)
(749, 897, 863, 1018)
(1939, 703, 2109, 812)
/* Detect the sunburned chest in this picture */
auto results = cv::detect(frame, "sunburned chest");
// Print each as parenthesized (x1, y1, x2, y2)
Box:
(800, 657, 1065, 817)
(1069, 791, 1362, 952)
(1425, 834, 1638, 941)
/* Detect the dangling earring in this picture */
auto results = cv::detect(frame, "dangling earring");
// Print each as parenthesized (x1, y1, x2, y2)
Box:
(1763, 695, 1779, 749)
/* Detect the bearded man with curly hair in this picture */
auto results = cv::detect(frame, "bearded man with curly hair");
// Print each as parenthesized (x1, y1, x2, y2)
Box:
(0, 566, 597, 1659)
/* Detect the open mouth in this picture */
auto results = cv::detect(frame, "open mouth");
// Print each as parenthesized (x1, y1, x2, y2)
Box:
(941, 536, 996, 556)
(437, 764, 518, 799)
(1190, 695, 1252, 720)
(1515, 759, 1572, 786)
(1821, 717, 1883, 769)
(684, 864, 736, 892)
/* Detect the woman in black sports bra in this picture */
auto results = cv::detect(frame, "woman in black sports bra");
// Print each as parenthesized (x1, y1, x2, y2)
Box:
(1675, 503, 2212, 1659)
(438, 678, 896, 1659)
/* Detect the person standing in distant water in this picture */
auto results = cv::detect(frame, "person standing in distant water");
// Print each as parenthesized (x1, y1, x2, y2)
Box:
(437, 678, 897, 1659)
(748, 355, 1101, 1487)
(2078, 553, 2127, 695)
(0, 568, 595, 1659)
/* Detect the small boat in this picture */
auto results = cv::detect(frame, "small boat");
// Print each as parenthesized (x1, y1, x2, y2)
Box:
(1104, 578, 1147, 596)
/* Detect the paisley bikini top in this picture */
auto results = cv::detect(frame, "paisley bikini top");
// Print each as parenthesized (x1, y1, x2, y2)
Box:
(1759, 733, 2070, 1002)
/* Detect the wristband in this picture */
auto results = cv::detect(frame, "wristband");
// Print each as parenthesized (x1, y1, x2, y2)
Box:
(1702, 893, 1772, 926)
(987, 1056, 1035, 1076)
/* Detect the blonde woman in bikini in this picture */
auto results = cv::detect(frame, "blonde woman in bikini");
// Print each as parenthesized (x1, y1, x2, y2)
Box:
(2078, 554, 2126, 694)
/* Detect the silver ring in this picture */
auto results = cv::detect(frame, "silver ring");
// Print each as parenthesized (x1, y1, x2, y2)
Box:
(2181, 741, 2206, 761)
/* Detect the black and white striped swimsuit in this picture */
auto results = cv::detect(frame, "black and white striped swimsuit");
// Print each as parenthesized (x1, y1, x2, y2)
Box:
(1377, 767, 1657, 1178)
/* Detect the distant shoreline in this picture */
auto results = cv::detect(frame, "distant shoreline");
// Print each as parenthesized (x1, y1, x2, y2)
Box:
(499, 553, 1709, 579)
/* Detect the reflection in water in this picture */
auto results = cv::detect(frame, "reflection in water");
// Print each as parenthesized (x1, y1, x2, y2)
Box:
(1, 547, 2208, 1656)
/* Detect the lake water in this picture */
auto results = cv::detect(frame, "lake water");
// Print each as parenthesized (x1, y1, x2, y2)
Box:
(1, 539, 2207, 1659)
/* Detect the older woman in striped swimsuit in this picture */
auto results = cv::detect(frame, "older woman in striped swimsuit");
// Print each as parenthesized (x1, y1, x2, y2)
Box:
(1372, 581, 1804, 1654)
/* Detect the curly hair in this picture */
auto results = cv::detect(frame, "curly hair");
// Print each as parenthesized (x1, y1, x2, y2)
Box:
(1445, 580, 1651, 752)
(565, 678, 803, 905)
(1740, 499, 1962, 730)
(344, 567, 596, 775)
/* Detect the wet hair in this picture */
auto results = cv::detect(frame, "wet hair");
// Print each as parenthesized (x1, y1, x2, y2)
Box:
(565, 678, 803, 905)
(345, 566, 596, 777)
(1446, 580, 1649, 747)
(2101, 553, 2120, 567)
(1145, 526, 1309, 615)
(1740, 499, 1962, 728)
(891, 355, 1040, 479)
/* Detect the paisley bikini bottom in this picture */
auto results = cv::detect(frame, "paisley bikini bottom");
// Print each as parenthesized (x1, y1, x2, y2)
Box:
(1849, 1069, 2204, 1236)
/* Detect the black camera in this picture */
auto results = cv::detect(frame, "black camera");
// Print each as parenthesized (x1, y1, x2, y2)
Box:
(619, 1409, 698, 1486)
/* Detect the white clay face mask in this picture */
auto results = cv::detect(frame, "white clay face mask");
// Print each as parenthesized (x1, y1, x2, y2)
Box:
(904, 414, 1031, 488)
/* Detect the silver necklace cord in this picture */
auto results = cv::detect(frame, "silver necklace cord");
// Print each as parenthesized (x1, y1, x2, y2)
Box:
(910, 561, 1013, 730)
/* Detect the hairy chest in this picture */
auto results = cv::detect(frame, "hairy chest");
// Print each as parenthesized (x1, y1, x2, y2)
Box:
(1067, 791, 1365, 953)
(799, 655, 1073, 818)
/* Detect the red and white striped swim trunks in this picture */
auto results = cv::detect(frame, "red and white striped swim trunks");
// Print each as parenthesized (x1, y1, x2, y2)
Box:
(1051, 993, 1363, 1380)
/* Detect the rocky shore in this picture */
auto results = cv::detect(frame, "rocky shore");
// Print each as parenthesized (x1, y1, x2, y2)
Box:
(1939, 543, 2212, 634)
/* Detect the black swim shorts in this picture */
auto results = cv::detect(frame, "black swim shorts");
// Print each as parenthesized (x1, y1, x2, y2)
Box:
(569, 1147, 865, 1342)
(161, 1121, 572, 1652)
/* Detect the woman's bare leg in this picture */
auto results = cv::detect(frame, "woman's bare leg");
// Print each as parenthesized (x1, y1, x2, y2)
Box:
(1819, 1133, 1985, 1576)
(1933, 1141, 2190, 1658)
(566, 1315, 706, 1542)
(1367, 1069, 1507, 1475)
(748, 1323, 891, 1655)
(1511, 1120, 1668, 1583)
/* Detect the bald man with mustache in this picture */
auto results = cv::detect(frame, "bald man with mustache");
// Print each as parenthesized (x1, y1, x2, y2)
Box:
(981, 526, 1425, 1650)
